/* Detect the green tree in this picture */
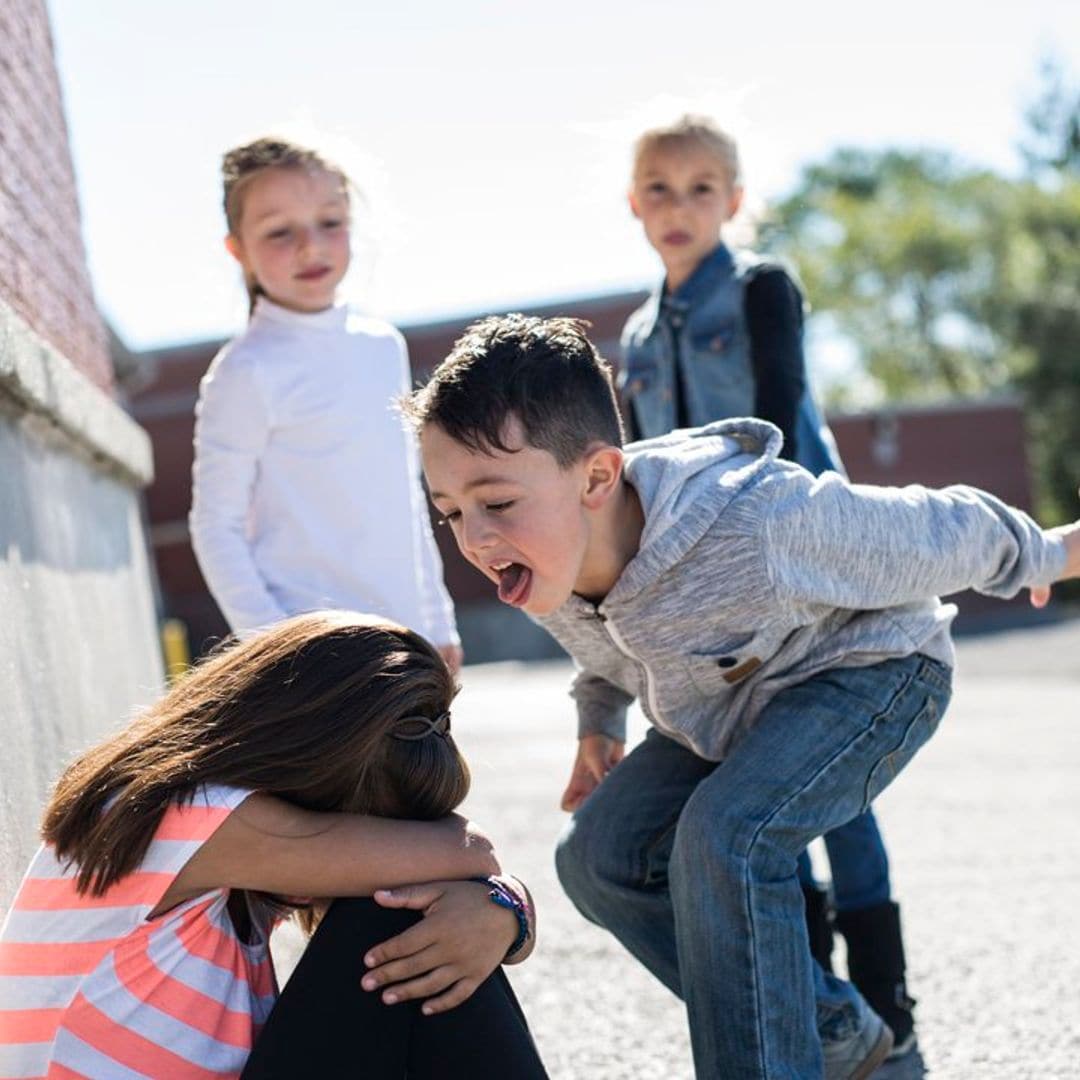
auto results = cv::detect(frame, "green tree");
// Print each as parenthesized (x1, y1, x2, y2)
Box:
(1021, 58, 1080, 174)
(1013, 64, 1080, 524)
(766, 148, 1031, 403)
(767, 65, 1080, 526)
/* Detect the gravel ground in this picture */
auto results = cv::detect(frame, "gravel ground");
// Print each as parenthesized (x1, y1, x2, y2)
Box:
(275, 615, 1080, 1078)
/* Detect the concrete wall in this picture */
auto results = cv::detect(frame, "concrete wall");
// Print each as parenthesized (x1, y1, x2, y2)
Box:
(0, 0, 163, 909)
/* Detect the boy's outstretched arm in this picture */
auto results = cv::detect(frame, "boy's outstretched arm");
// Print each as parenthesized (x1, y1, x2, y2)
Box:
(763, 475, 1073, 612)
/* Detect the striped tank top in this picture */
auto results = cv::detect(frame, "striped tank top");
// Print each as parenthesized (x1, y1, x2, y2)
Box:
(0, 784, 277, 1079)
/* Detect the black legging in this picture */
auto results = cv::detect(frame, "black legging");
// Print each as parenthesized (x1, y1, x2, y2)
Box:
(241, 897, 549, 1078)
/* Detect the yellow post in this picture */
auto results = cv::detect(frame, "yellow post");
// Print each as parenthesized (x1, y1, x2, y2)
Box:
(161, 618, 191, 683)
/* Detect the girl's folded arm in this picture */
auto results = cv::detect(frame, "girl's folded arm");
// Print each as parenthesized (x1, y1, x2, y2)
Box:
(156, 793, 499, 913)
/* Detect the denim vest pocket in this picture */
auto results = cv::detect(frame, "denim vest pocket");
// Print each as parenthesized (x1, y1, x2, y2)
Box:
(621, 352, 658, 397)
(622, 349, 676, 438)
(685, 635, 759, 695)
(861, 692, 943, 811)
(685, 327, 755, 422)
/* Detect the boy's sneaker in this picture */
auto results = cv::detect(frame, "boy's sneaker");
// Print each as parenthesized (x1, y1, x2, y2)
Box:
(822, 1000, 894, 1080)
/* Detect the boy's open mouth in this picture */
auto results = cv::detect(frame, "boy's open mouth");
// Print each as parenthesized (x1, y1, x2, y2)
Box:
(492, 561, 532, 607)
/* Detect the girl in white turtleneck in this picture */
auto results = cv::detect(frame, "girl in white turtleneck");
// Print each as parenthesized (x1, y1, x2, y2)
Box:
(190, 137, 461, 671)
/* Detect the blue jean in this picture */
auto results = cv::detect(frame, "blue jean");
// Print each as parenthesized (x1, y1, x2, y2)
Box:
(555, 654, 952, 1078)
(797, 808, 891, 912)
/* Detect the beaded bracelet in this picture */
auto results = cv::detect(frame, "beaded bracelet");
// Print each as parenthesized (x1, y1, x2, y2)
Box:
(471, 875, 532, 961)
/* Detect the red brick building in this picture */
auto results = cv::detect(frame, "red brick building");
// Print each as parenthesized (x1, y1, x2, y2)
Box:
(0, 4, 111, 390)
(127, 290, 1037, 660)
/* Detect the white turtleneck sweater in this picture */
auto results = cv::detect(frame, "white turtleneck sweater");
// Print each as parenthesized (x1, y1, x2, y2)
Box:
(189, 298, 458, 645)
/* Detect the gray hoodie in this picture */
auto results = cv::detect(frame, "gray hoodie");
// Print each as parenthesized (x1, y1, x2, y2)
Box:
(537, 419, 1066, 761)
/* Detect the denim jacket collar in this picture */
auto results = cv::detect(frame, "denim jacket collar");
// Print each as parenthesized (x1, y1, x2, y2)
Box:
(639, 243, 736, 338)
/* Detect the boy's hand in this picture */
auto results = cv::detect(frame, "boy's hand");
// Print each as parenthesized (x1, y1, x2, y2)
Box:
(560, 734, 625, 812)
(1030, 496, 1080, 608)
(361, 880, 516, 1014)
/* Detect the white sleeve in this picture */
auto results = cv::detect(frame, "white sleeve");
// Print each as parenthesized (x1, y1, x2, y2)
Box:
(189, 350, 288, 635)
(415, 492, 460, 647)
(395, 334, 459, 647)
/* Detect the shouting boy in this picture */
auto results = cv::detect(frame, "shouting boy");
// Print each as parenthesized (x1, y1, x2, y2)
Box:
(405, 314, 1077, 1079)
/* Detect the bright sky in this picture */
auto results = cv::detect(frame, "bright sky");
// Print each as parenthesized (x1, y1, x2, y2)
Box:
(49, 0, 1080, 352)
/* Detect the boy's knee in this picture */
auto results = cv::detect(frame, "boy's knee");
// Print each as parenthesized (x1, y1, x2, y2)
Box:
(670, 789, 756, 880)
(554, 812, 635, 905)
(671, 794, 802, 894)
(554, 817, 595, 896)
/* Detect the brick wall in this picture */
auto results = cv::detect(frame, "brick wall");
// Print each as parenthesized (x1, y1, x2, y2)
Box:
(1, 0, 163, 908)
(0, 0, 112, 392)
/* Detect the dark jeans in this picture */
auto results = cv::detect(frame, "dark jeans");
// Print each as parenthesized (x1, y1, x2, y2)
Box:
(242, 897, 549, 1079)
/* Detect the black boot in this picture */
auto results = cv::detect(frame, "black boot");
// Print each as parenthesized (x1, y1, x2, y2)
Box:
(801, 884, 834, 973)
(835, 900, 917, 1058)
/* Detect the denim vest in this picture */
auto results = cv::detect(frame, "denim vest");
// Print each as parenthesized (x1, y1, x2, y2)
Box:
(620, 245, 843, 477)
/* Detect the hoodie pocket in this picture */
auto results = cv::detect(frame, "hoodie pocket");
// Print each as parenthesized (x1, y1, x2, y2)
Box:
(685, 636, 761, 695)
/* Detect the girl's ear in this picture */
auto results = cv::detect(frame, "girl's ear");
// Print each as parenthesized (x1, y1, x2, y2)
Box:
(726, 184, 745, 221)
(628, 191, 642, 219)
(581, 445, 624, 510)
(224, 233, 245, 265)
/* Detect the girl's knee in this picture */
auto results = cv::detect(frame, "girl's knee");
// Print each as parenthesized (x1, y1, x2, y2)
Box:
(314, 896, 422, 947)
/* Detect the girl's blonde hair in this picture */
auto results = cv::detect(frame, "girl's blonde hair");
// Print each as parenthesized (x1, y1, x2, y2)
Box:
(632, 114, 742, 187)
(43, 611, 467, 897)
(221, 137, 351, 314)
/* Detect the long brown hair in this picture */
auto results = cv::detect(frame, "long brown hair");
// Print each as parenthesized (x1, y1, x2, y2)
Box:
(43, 611, 468, 897)
(221, 136, 351, 314)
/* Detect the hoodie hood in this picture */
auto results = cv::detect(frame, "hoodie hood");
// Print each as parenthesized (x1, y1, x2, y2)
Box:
(610, 418, 784, 603)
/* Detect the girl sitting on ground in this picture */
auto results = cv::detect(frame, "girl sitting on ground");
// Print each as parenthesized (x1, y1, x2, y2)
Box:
(0, 612, 547, 1079)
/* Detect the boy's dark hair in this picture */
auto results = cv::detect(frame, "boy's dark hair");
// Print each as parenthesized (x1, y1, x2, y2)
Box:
(403, 314, 624, 466)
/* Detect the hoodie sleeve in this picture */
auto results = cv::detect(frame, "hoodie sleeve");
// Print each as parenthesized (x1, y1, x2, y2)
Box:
(762, 471, 1068, 612)
(570, 668, 635, 742)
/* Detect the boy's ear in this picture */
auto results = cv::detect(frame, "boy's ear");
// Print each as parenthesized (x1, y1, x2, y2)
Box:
(628, 191, 642, 220)
(581, 445, 624, 510)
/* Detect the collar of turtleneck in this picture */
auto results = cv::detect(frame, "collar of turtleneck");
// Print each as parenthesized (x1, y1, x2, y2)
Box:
(251, 295, 350, 332)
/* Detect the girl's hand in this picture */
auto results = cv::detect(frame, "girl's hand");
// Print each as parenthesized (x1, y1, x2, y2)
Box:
(560, 734, 625, 812)
(437, 644, 464, 677)
(361, 880, 516, 1014)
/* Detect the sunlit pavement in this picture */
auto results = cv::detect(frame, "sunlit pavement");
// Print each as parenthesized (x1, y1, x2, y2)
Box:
(275, 615, 1080, 1078)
